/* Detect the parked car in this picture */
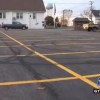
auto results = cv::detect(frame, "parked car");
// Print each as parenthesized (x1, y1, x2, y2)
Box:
(2, 22, 28, 30)
(83, 24, 100, 31)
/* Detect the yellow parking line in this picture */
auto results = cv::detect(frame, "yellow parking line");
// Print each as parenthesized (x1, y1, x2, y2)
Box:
(0, 45, 31, 48)
(0, 31, 99, 88)
(35, 43, 100, 46)
(44, 51, 100, 56)
(85, 74, 100, 78)
(1, 50, 100, 58)
(44, 52, 88, 56)
(1, 40, 100, 45)
(0, 55, 30, 58)
(0, 74, 99, 86)
(0, 38, 95, 42)
(0, 77, 77, 86)
(0, 46, 10, 48)
(63, 43, 100, 45)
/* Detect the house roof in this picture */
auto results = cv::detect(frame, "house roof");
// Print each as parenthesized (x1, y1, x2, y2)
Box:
(92, 10, 100, 17)
(0, 0, 45, 12)
(73, 17, 90, 22)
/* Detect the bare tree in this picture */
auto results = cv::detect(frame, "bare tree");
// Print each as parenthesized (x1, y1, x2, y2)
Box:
(80, 7, 95, 18)
(62, 9, 73, 26)
(80, 8, 91, 18)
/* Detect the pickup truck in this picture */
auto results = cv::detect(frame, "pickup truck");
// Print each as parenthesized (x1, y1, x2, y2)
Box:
(2, 22, 28, 30)
(83, 24, 100, 31)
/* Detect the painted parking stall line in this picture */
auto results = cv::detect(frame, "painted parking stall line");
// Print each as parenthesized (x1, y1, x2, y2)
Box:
(1, 51, 100, 58)
(0, 74, 100, 86)
(0, 31, 99, 89)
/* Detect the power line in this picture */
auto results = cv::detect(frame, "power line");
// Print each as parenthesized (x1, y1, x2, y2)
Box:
(44, 2, 88, 4)
(54, 3, 88, 4)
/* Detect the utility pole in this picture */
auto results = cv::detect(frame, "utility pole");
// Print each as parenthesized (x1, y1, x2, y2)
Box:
(90, 1, 94, 23)
(63, 10, 65, 25)
(54, 3, 56, 28)
(62, 10, 67, 25)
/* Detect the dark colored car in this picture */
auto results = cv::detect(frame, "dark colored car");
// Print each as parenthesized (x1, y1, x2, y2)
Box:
(2, 22, 28, 30)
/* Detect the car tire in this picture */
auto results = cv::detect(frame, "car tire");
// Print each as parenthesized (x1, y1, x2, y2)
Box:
(5, 27, 8, 30)
(88, 27, 91, 31)
(93, 27, 98, 32)
(22, 27, 26, 30)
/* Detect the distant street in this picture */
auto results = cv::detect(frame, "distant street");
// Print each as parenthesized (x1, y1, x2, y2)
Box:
(0, 29, 100, 100)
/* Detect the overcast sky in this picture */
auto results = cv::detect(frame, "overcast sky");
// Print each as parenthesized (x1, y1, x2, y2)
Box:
(43, 0, 100, 17)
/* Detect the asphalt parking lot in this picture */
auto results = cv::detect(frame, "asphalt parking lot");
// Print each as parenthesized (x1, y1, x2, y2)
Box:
(0, 29, 100, 100)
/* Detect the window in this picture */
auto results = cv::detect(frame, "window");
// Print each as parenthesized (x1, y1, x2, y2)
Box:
(16, 13, 19, 19)
(96, 19, 100, 24)
(12, 17, 16, 21)
(0, 12, 6, 19)
(0, 13, 2, 18)
(20, 13, 23, 19)
(16, 13, 23, 19)
(3, 13, 6, 18)
(33, 13, 36, 19)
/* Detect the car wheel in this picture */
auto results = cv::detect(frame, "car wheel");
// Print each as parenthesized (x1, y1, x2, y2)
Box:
(22, 27, 26, 30)
(88, 27, 91, 31)
(93, 27, 98, 32)
(5, 27, 8, 30)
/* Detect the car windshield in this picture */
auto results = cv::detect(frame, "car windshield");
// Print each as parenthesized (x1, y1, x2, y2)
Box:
(16, 22, 21, 24)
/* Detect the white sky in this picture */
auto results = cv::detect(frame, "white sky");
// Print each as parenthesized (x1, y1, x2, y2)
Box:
(43, 0, 100, 17)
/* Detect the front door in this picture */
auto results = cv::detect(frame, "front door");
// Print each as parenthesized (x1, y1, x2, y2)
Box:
(29, 14, 34, 29)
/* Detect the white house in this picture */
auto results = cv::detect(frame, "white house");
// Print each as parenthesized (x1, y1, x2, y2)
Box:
(0, 0, 45, 29)
(92, 10, 100, 24)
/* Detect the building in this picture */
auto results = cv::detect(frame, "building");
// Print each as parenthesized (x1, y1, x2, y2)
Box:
(0, 0, 45, 29)
(73, 18, 90, 30)
(92, 10, 100, 24)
